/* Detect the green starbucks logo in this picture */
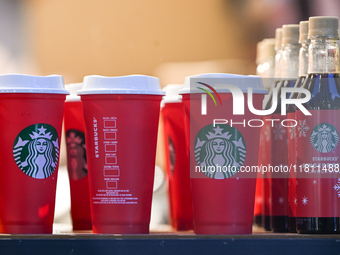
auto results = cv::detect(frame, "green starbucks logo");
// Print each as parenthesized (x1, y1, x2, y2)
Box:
(194, 124, 246, 179)
(310, 123, 339, 153)
(13, 124, 60, 179)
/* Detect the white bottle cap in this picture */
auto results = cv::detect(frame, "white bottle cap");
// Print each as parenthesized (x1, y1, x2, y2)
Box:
(275, 28, 282, 51)
(0, 74, 68, 94)
(309, 16, 339, 39)
(78, 75, 165, 95)
(256, 40, 265, 65)
(282, 24, 300, 45)
(299, 21, 309, 43)
(262, 38, 276, 60)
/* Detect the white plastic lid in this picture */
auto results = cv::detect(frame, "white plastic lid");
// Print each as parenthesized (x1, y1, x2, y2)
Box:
(65, 83, 82, 102)
(78, 75, 165, 95)
(0, 74, 68, 94)
(179, 73, 268, 94)
(161, 84, 183, 106)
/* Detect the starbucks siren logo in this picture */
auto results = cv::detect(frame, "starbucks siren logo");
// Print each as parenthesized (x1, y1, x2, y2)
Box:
(194, 124, 246, 179)
(13, 124, 60, 179)
(310, 123, 339, 153)
(66, 129, 87, 180)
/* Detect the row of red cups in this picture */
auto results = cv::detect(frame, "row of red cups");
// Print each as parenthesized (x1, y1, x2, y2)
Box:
(0, 73, 267, 234)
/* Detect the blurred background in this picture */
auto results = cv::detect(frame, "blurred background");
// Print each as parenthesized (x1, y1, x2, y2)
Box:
(5, 0, 340, 84)
(1, 0, 339, 230)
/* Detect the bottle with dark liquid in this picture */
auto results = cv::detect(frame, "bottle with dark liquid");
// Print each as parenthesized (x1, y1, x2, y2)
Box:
(287, 20, 309, 233)
(262, 28, 283, 231)
(254, 38, 275, 228)
(296, 16, 340, 234)
(271, 24, 300, 233)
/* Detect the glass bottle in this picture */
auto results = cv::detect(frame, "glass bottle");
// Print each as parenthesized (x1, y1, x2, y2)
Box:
(262, 29, 282, 231)
(255, 38, 275, 228)
(287, 20, 309, 233)
(271, 24, 300, 233)
(296, 16, 340, 234)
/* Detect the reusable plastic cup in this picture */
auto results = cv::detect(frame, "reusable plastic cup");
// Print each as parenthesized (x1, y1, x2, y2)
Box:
(161, 84, 193, 231)
(0, 74, 68, 234)
(64, 83, 92, 231)
(78, 75, 164, 234)
(179, 73, 267, 234)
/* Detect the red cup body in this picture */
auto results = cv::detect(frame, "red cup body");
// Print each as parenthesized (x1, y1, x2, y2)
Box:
(64, 101, 92, 230)
(81, 94, 162, 234)
(182, 92, 264, 234)
(0, 93, 65, 234)
(161, 102, 193, 230)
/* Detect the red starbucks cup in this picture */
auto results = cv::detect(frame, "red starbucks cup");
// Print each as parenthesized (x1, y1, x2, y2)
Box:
(0, 74, 68, 234)
(161, 84, 193, 231)
(64, 83, 92, 231)
(180, 73, 267, 234)
(78, 75, 164, 234)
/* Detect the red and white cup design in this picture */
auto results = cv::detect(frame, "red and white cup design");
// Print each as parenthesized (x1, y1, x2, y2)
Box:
(0, 74, 68, 234)
(161, 85, 193, 230)
(78, 75, 164, 234)
(64, 83, 92, 231)
(180, 74, 267, 234)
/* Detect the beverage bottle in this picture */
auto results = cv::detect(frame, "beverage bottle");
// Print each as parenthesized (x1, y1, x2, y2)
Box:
(287, 20, 309, 233)
(296, 16, 340, 234)
(271, 24, 300, 232)
(254, 38, 275, 228)
(262, 28, 283, 231)
(274, 28, 284, 84)
(256, 40, 265, 77)
(257, 39, 276, 80)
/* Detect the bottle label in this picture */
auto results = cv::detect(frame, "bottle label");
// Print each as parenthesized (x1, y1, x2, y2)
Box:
(271, 113, 288, 216)
(296, 110, 340, 217)
(258, 116, 272, 216)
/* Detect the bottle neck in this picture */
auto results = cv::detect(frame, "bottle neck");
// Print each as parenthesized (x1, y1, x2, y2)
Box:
(308, 38, 340, 74)
(280, 43, 300, 79)
(274, 48, 282, 80)
(298, 41, 309, 77)
(261, 57, 275, 78)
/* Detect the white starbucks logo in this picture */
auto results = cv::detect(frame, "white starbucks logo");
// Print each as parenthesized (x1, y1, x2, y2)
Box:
(194, 124, 246, 179)
(310, 123, 339, 153)
(13, 124, 60, 179)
